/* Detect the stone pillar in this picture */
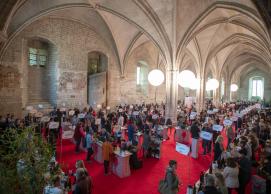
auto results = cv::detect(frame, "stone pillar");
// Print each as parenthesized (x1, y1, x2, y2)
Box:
(196, 76, 205, 112)
(165, 69, 178, 123)
(224, 79, 231, 102)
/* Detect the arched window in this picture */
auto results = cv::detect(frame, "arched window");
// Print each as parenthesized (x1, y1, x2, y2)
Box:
(249, 76, 264, 100)
(28, 40, 48, 66)
(136, 61, 148, 95)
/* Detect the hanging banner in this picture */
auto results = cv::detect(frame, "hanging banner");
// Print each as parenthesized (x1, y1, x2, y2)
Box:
(223, 119, 233, 126)
(49, 122, 59, 129)
(176, 142, 190, 156)
(200, 131, 213, 140)
(213, 124, 223, 132)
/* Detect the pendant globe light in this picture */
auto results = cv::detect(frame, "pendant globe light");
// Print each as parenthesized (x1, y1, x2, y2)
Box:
(206, 78, 219, 91)
(148, 69, 165, 86)
(177, 70, 196, 88)
(230, 84, 238, 92)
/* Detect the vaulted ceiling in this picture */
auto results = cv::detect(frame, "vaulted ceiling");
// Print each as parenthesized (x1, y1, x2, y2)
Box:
(0, 0, 270, 81)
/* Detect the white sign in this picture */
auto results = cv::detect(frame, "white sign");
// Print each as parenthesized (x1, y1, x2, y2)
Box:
(49, 122, 59, 129)
(207, 110, 214, 114)
(62, 130, 74, 139)
(119, 108, 123, 113)
(133, 111, 139, 116)
(30, 109, 38, 114)
(95, 118, 101, 125)
(152, 114, 158, 119)
(230, 117, 238, 122)
(69, 110, 75, 116)
(35, 112, 43, 118)
(190, 112, 197, 120)
(255, 103, 261, 109)
(41, 116, 50, 122)
(200, 131, 213, 140)
(223, 119, 233, 126)
(213, 124, 223, 132)
(213, 109, 219, 113)
(78, 113, 85, 119)
(26, 106, 34, 111)
(176, 142, 190, 156)
(60, 108, 66, 112)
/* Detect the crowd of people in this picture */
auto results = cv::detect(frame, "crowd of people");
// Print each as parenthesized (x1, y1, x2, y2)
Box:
(1, 100, 271, 194)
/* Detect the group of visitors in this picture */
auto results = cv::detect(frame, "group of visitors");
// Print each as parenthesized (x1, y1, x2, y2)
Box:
(1, 100, 271, 194)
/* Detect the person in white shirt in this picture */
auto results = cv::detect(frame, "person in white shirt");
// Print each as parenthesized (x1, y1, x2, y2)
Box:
(223, 158, 239, 194)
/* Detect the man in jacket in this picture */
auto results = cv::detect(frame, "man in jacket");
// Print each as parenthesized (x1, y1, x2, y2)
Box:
(190, 120, 200, 158)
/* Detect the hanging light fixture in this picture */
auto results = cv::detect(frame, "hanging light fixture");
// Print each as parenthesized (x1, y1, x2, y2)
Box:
(148, 69, 165, 86)
(206, 78, 219, 91)
(230, 84, 238, 92)
(189, 78, 200, 90)
(177, 70, 196, 88)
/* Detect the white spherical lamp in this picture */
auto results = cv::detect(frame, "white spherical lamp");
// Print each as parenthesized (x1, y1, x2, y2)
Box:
(230, 84, 238, 92)
(206, 79, 219, 91)
(189, 78, 200, 90)
(177, 70, 196, 88)
(97, 104, 102, 109)
(148, 69, 165, 86)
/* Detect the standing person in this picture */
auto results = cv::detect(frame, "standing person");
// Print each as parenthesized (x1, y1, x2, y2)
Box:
(86, 128, 94, 162)
(44, 175, 64, 194)
(190, 120, 200, 158)
(127, 119, 135, 143)
(159, 160, 180, 194)
(73, 123, 85, 153)
(202, 123, 212, 155)
(166, 118, 173, 136)
(223, 158, 239, 194)
(73, 168, 92, 194)
(226, 125, 234, 150)
(214, 135, 224, 162)
(237, 149, 251, 194)
(200, 174, 222, 194)
(142, 129, 151, 158)
(214, 172, 228, 194)
(102, 138, 113, 175)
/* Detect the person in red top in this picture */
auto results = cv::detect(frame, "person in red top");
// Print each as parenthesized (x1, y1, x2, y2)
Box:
(73, 122, 86, 153)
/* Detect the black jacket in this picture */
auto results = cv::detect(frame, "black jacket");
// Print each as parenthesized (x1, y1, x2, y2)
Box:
(190, 124, 200, 139)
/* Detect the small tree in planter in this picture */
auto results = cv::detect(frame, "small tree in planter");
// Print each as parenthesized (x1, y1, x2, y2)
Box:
(0, 127, 53, 194)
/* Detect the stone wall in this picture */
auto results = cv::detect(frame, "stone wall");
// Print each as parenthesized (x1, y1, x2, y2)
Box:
(238, 70, 271, 101)
(0, 17, 121, 117)
(121, 41, 166, 104)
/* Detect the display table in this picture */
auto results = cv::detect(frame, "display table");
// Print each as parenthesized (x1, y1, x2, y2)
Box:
(175, 127, 190, 144)
(94, 141, 103, 164)
(112, 149, 132, 178)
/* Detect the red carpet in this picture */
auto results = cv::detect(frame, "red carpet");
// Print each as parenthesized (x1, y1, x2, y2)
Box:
(56, 131, 212, 194)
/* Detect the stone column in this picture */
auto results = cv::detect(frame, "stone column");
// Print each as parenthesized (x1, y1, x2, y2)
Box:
(165, 69, 178, 123)
(196, 76, 205, 112)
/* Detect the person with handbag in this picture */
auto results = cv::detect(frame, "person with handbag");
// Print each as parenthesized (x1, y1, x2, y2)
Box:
(158, 160, 180, 194)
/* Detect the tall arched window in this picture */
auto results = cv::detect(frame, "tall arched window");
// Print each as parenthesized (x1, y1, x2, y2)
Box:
(249, 76, 264, 100)
(136, 61, 148, 95)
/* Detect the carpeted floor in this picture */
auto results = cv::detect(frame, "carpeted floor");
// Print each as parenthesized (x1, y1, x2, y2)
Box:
(56, 130, 213, 194)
